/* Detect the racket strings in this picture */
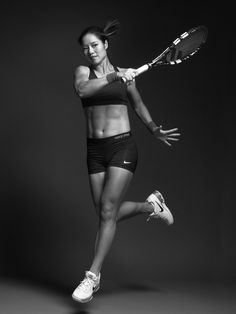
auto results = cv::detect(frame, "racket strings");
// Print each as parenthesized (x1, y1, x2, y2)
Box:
(151, 26, 208, 66)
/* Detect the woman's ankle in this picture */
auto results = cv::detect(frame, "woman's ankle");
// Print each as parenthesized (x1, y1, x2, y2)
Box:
(89, 268, 100, 277)
(143, 201, 154, 214)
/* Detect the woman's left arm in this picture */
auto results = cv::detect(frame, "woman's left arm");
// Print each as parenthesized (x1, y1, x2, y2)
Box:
(127, 82, 181, 146)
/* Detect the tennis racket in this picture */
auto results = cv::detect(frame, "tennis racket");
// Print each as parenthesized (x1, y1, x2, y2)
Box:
(123, 25, 208, 82)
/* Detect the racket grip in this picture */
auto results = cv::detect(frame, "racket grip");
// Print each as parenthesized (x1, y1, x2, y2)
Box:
(135, 64, 150, 76)
(121, 64, 150, 83)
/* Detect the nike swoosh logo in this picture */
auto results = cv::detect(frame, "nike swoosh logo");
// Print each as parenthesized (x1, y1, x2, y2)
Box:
(155, 200, 164, 212)
(124, 161, 132, 164)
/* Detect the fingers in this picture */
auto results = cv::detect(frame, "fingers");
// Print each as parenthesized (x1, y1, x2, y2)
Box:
(162, 130, 181, 137)
(164, 140, 172, 146)
(125, 68, 137, 78)
(121, 68, 137, 84)
(164, 128, 179, 134)
(167, 137, 179, 141)
(161, 134, 180, 146)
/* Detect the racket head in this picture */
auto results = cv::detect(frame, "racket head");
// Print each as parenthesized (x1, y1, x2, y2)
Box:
(152, 25, 208, 66)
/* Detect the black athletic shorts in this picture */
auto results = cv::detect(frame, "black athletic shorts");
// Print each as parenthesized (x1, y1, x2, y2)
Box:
(86, 132, 138, 174)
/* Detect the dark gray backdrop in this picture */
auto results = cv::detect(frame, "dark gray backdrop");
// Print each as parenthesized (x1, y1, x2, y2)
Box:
(1, 1, 234, 290)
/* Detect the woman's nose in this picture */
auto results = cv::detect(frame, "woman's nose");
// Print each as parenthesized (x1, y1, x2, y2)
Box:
(88, 46, 94, 54)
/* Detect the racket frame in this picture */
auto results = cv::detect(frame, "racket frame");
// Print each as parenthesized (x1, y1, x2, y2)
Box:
(134, 25, 208, 77)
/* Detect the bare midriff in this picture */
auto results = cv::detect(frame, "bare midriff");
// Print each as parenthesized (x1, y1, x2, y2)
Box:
(84, 104, 131, 139)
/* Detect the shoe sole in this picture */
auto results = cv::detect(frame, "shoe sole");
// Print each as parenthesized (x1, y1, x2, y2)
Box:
(72, 294, 93, 303)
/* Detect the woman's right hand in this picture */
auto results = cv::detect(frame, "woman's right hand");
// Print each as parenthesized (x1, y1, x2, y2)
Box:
(117, 68, 137, 84)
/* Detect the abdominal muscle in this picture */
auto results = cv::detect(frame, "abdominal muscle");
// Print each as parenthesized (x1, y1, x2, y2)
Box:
(84, 104, 131, 139)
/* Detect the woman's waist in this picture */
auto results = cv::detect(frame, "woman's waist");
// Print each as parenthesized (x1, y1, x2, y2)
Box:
(87, 131, 133, 146)
(87, 126, 131, 140)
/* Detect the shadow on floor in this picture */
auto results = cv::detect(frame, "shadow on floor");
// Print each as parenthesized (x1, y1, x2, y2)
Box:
(1, 275, 164, 314)
(66, 281, 164, 314)
(102, 281, 163, 294)
(65, 279, 164, 313)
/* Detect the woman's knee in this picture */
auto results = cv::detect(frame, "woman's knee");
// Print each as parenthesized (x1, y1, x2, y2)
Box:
(100, 198, 117, 222)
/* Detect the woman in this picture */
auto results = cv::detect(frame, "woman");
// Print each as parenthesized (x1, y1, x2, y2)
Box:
(72, 20, 180, 303)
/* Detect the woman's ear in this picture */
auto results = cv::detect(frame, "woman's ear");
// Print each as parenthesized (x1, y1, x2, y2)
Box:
(105, 40, 108, 50)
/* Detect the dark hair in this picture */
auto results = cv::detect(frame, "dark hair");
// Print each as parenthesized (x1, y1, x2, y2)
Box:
(78, 19, 119, 45)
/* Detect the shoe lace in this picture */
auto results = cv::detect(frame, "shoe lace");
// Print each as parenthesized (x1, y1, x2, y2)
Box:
(155, 191, 165, 203)
(79, 277, 94, 292)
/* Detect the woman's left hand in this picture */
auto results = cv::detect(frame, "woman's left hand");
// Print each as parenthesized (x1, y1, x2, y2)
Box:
(120, 68, 137, 85)
(153, 126, 181, 146)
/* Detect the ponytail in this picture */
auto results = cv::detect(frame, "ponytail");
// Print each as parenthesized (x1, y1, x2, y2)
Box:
(102, 19, 119, 38)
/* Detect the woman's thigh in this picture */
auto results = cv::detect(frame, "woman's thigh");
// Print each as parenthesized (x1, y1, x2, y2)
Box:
(89, 172, 106, 212)
(101, 166, 133, 210)
(88, 166, 133, 217)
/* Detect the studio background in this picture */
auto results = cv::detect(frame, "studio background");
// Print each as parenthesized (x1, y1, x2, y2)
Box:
(1, 1, 234, 290)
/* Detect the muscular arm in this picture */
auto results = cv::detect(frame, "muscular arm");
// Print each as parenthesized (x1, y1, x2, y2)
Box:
(74, 66, 110, 98)
(74, 66, 136, 98)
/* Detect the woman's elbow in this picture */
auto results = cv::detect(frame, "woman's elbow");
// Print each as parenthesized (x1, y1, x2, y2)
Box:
(74, 84, 86, 98)
(77, 89, 85, 98)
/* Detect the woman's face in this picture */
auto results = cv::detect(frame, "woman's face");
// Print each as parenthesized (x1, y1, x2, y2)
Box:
(81, 33, 108, 65)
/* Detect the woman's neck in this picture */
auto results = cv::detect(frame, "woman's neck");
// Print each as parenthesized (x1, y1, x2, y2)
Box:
(92, 57, 114, 75)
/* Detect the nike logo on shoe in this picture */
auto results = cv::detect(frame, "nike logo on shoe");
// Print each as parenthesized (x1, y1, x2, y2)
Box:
(155, 201, 164, 212)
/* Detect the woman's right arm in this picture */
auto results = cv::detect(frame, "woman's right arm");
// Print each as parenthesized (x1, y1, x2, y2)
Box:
(74, 66, 137, 98)
(74, 66, 109, 98)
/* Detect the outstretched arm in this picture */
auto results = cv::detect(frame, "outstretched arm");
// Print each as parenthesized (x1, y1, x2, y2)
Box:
(127, 81, 180, 146)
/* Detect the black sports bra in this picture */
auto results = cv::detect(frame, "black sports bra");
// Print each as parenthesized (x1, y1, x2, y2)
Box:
(80, 66, 128, 108)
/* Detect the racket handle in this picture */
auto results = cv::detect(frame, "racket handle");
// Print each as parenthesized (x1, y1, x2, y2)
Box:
(135, 64, 150, 76)
(121, 64, 150, 83)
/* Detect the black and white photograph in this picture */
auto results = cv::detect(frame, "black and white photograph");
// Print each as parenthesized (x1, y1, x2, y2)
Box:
(1, 1, 235, 313)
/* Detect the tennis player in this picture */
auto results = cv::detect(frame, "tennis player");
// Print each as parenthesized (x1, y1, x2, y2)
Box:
(72, 20, 180, 303)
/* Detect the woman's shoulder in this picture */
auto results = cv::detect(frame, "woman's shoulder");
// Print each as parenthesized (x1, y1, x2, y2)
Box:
(74, 65, 90, 76)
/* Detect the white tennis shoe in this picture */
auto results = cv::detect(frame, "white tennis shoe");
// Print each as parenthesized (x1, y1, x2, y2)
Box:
(72, 271, 100, 303)
(146, 190, 174, 225)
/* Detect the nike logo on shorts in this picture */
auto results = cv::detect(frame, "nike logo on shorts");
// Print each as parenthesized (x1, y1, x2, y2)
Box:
(124, 161, 132, 164)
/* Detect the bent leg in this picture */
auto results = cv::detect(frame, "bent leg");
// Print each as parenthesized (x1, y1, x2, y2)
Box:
(116, 201, 153, 222)
(88, 171, 153, 224)
(89, 166, 133, 276)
